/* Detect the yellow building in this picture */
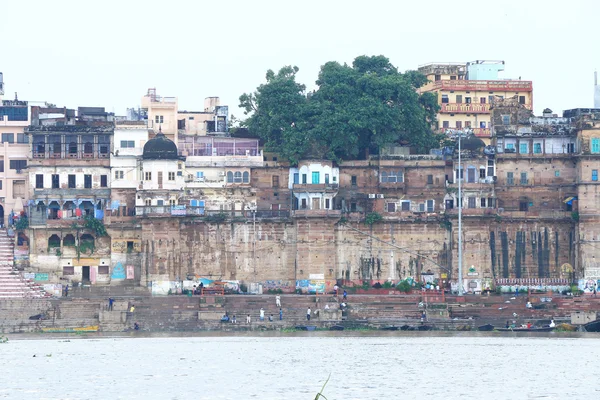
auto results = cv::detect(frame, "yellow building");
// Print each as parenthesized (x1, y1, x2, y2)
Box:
(417, 61, 533, 141)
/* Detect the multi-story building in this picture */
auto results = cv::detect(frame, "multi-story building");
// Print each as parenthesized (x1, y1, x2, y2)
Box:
(26, 116, 114, 284)
(0, 74, 33, 226)
(418, 60, 533, 140)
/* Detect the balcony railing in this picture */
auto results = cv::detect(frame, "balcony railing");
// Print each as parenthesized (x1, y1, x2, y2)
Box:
(292, 183, 339, 191)
(440, 128, 490, 137)
(440, 103, 490, 114)
(292, 209, 342, 218)
(431, 80, 533, 92)
(133, 207, 290, 219)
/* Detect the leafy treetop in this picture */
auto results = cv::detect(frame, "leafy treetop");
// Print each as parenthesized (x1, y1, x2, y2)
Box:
(239, 55, 440, 164)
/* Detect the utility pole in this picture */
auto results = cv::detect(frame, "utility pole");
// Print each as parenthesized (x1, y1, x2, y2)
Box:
(457, 130, 464, 295)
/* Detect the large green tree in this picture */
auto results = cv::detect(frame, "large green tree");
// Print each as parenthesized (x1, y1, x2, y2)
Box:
(239, 56, 440, 164)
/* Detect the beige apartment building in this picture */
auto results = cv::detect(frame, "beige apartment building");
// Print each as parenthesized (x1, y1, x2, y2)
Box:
(0, 74, 32, 225)
(417, 60, 533, 142)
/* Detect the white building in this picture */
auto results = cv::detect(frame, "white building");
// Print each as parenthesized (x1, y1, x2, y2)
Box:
(289, 161, 339, 211)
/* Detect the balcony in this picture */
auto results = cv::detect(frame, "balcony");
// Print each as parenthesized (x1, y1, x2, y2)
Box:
(440, 103, 490, 114)
(292, 209, 342, 218)
(431, 80, 532, 92)
(32, 188, 111, 198)
(441, 128, 490, 137)
(292, 183, 339, 192)
(445, 208, 497, 216)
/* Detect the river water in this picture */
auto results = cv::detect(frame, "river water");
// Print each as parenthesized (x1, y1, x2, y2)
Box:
(0, 334, 598, 399)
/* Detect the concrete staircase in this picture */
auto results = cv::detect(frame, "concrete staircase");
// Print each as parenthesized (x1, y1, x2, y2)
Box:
(0, 230, 50, 299)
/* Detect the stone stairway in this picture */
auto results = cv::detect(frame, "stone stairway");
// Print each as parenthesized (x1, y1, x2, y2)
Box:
(0, 229, 50, 299)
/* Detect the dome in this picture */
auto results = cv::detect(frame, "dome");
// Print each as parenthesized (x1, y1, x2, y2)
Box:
(142, 129, 179, 160)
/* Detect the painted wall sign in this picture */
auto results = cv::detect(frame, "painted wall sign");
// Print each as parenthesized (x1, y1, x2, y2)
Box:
(111, 262, 126, 280)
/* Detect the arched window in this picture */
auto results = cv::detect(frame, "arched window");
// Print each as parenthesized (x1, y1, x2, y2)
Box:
(380, 171, 388, 183)
(242, 171, 249, 183)
(63, 234, 75, 247)
(84, 141, 93, 155)
(227, 171, 233, 183)
(234, 171, 242, 183)
(48, 234, 61, 249)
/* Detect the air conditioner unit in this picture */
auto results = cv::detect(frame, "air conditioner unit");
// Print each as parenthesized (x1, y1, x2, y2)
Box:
(368, 194, 376, 199)
(377, 194, 384, 199)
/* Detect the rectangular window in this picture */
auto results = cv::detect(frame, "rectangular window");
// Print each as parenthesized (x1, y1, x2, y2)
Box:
(419, 203, 425, 212)
(51, 174, 59, 189)
(325, 198, 330, 209)
(427, 175, 433, 184)
(9, 160, 26, 170)
(272, 175, 279, 188)
(479, 168, 486, 179)
(520, 172, 528, 185)
(533, 143, 542, 154)
(16, 133, 28, 144)
(325, 174, 329, 184)
(157, 199, 164, 206)
(145, 199, 151, 206)
(350, 202, 357, 212)
(155, 115, 164, 123)
(592, 138, 600, 154)
(169, 199, 176, 206)
(455, 95, 462, 103)
(519, 143, 528, 154)
(302, 174, 307, 184)
(98, 266, 109, 275)
(401, 201, 410, 211)
(351, 176, 357, 186)
(115, 170, 124, 180)
(456, 121, 462, 129)
(502, 115, 510, 125)
(555, 170, 560, 177)
(387, 203, 396, 212)
(426, 200, 434, 213)
(168, 172, 175, 181)
(100, 175, 108, 187)
(507, 172, 514, 185)
(488, 198, 494, 208)
(311, 171, 320, 184)
(441, 94, 449, 104)
(480, 121, 486, 129)
(301, 199, 307, 209)
(442, 121, 449, 128)
(455, 169, 464, 180)
(465, 97, 471, 104)
(450, 76, 456, 80)
(120, 140, 135, 148)
(68, 174, 76, 188)
(0, 180, 2, 190)
(465, 121, 471, 128)
(481, 198, 486, 208)
(63, 267, 75, 276)
(506, 143, 515, 150)
(36, 174, 43, 189)
(293, 173, 299, 184)
(468, 197, 476, 209)
(593, 170, 598, 182)
(84, 174, 92, 189)
(480, 97, 486, 104)
(1, 133, 14, 143)
(487, 160, 494, 177)
(519, 96, 526, 105)
(145, 172, 152, 181)
(435, 74, 441, 81)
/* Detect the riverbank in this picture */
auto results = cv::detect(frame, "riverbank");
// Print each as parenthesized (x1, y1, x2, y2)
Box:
(1, 293, 598, 334)
(3, 329, 600, 341)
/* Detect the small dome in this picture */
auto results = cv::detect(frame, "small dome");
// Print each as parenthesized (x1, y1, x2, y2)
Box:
(143, 130, 178, 160)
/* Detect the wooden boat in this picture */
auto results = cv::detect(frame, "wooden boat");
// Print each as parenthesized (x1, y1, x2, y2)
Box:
(417, 325, 433, 331)
(496, 326, 554, 332)
(583, 320, 600, 332)
(477, 324, 494, 331)
(42, 325, 99, 333)
(294, 326, 317, 331)
(400, 325, 413, 331)
(329, 325, 344, 331)
(380, 326, 399, 331)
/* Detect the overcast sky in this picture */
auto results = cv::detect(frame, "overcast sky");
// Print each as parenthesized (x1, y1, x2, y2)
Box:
(1, 0, 598, 118)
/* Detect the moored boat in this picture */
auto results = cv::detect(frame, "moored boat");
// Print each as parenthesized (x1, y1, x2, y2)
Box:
(477, 324, 494, 331)
(496, 326, 554, 332)
(583, 320, 600, 332)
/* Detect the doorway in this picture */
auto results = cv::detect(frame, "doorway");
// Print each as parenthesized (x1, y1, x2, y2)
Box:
(82, 266, 90, 282)
(312, 198, 320, 210)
